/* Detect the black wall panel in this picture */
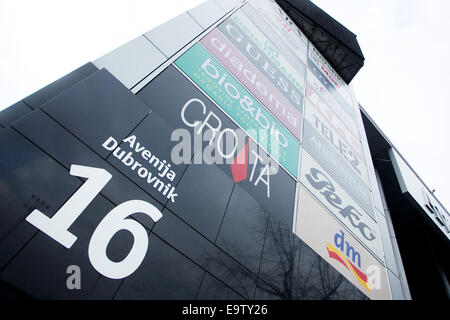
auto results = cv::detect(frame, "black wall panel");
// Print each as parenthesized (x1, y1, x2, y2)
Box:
(0, 128, 82, 271)
(0, 101, 32, 127)
(23, 63, 98, 109)
(41, 69, 150, 158)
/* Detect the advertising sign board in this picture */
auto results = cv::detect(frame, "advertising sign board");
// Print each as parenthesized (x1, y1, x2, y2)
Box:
(201, 28, 302, 140)
(307, 53, 355, 121)
(302, 118, 374, 218)
(244, 1, 307, 65)
(175, 43, 300, 178)
(307, 69, 359, 139)
(304, 100, 369, 185)
(300, 150, 383, 261)
(230, 10, 305, 97)
(295, 185, 391, 300)
(218, 17, 304, 113)
(308, 45, 353, 108)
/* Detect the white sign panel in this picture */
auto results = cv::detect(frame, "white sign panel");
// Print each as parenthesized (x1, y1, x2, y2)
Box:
(300, 150, 384, 261)
(248, 0, 307, 63)
(295, 185, 392, 300)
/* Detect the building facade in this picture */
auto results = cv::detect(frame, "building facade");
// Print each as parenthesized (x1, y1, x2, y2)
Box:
(0, 0, 448, 300)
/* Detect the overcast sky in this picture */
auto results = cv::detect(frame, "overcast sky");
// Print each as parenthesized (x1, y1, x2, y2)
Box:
(0, 0, 448, 210)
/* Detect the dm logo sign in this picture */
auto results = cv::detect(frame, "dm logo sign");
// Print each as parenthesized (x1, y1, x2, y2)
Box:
(327, 231, 371, 291)
(295, 185, 391, 300)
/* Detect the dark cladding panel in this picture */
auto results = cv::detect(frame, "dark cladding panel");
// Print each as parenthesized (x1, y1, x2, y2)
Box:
(213, 152, 297, 267)
(166, 161, 234, 243)
(114, 233, 204, 300)
(12, 109, 163, 230)
(196, 272, 244, 300)
(257, 217, 368, 300)
(137, 64, 240, 159)
(42, 69, 151, 159)
(217, 151, 296, 229)
(255, 236, 367, 300)
(0, 127, 81, 270)
(153, 208, 257, 299)
(23, 63, 98, 109)
(137, 65, 236, 131)
(0, 101, 32, 127)
(106, 112, 189, 207)
(0, 281, 32, 300)
(137, 64, 227, 175)
(257, 217, 301, 298)
(0, 195, 123, 300)
(216, 184, 268, 274)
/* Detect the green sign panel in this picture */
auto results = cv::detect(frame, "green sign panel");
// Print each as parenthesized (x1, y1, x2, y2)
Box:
(175, 43, 300, 178)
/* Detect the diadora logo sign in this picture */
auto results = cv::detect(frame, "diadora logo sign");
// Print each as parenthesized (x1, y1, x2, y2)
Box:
(327, 231, 380, 292)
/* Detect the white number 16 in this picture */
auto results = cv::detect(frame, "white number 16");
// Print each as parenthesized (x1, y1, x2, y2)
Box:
(26, 164, 163, 279)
